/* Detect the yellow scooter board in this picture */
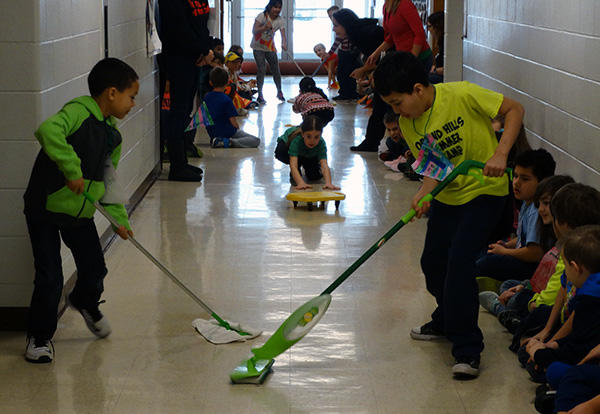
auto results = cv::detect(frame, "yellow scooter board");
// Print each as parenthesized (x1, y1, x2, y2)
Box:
(285, 191, 345, 211)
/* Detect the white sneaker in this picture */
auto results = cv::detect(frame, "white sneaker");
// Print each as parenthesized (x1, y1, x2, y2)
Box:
(25, 337, 54, 363)
(68, 295, 112, 338)
(452, 357, 480, 379)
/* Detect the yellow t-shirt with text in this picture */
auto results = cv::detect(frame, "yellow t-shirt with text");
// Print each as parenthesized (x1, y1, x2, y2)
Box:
(399, 81, 508, 205)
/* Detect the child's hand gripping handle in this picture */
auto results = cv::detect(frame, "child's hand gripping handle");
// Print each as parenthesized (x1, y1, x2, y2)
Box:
(400, 160, 512, 224)
(81, 191, 121, 228)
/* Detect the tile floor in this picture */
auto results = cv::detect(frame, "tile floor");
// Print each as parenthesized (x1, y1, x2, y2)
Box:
(0, 77, 538, 413)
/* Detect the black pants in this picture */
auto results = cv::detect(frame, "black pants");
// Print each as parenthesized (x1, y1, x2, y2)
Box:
(336, 50, 360, 99)
(421, 195, 506, 359)
(274, 141, 321, 180)
(163, 54, 198, 172)
(362, 92, 391, 149)
(26, 216, 107, 341)
(306, 108, 334, 127)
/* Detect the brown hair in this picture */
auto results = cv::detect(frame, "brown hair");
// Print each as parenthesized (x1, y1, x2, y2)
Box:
(562, 225, 600, 273)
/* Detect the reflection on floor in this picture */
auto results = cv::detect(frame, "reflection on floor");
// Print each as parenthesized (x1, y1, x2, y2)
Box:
(0, 77, 537, 413)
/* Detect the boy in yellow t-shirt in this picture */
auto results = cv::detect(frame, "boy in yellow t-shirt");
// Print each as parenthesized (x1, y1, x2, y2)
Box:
(373, 51, 525, 379)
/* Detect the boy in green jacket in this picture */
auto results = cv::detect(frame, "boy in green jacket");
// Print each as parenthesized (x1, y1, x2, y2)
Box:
(23, 58, 139, 363)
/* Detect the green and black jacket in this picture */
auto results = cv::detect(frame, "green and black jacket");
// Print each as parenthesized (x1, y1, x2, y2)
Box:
(24, 96, 130, 229)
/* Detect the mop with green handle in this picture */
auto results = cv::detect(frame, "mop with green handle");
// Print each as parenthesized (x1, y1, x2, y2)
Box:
(230, 160, 512, 384)
(81, 191, 262, 343)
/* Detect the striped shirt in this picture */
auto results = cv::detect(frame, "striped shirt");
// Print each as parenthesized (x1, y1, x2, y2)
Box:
(329, 35, 351, 54)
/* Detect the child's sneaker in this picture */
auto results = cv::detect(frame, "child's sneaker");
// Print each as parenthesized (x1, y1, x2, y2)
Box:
(276, 91, 285, 102)
(211, 138, 225, 148)
(478, 291, 501, 314)
(257, 95, 266, 105)
(25, 337, 54, 363)
(410, 321, 445, 340)
(498, 309, 521, 334)
(452, 356, 480, 379)
(68, 294, 111, 338)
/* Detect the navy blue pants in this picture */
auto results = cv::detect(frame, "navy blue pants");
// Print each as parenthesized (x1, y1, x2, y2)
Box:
(26, 216, 107, 341)
(476, 251, 539, 282)
(555, 364, 600, 412)
(421, 195, 506, 359)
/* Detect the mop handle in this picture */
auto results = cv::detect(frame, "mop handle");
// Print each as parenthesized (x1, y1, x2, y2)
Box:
(81, 191, 228, 324)
(321, 160, 512, 295)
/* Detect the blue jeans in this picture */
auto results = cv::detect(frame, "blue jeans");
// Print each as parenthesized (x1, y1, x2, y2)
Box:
(26, 216, 107, 341)
(421, 195, 506, 359)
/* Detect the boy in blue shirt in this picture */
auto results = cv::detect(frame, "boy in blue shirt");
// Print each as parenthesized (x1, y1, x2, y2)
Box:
(476, 148, 556, 282)
(373, 51, 525, 379)
(203, 67, 260, 148)
(23, 58, 138, 363)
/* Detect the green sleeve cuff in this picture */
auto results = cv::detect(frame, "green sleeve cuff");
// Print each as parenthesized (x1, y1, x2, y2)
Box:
(101, 203, 131, 231)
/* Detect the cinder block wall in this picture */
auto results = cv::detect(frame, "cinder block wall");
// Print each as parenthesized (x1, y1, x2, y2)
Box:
(0, 0, 159, 312)
(462, 0, 600, 186)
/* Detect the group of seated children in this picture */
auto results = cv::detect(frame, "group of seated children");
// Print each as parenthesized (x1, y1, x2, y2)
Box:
(192, 40, 262, 148)
(475, 149, 600, 413)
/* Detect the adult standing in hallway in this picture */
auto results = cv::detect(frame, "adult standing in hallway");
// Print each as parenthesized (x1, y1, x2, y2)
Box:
(349, 0, 431, 153)
(158, 0, 211, 182)
(326, 6, 360, 102)
(331, 9, 385, 152)
(251, 0, 287, 104)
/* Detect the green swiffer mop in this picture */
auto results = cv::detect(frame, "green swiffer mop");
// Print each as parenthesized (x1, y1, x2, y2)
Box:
(230, 160, 512, 384)
(81, 191, 253, 337)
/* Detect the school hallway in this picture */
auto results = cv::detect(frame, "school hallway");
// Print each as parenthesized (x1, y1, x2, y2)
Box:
(0, 77, 537, 413)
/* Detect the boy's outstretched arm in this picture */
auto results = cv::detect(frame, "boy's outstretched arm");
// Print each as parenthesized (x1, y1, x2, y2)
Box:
(484, 96, 524, 177)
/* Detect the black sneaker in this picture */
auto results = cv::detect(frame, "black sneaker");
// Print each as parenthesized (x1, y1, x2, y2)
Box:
(526, 360, 547, 383)
(498, 310, 521, 334)
(25, 337, 54, 363)
(534, 387, 556, 414)
(410, 321, 445, 340)
(350, 142, 378, 152)
(186, 164, 203, 175)
(68, 294, 111, 338)
(452, 356, 480, 379)
(168, 167, 202, 182)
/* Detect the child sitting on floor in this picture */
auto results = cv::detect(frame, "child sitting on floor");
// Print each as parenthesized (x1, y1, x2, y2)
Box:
(476, 149, 556, 282)
(314, 43, 339, 89)
(478, 175, 574, 330)
(274, 115, 339, 190)
(226, 46, 258, 101)
(224, 51, 258, 112)
(526, 225, 600, 382)
(515, 184, 600, 360)
(292, 77, 335, 126)
(379, 110, 421, 181)
(203, 67, 260, 148)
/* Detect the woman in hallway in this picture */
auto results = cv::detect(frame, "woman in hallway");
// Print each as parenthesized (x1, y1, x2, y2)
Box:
(251, 0, 287, 104)
(331, 8, 385, 152)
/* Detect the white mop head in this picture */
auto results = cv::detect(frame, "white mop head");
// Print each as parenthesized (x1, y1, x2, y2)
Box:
(192, 318, 262, 344)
